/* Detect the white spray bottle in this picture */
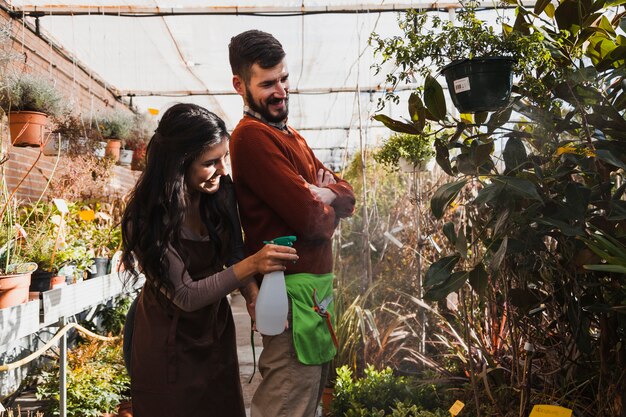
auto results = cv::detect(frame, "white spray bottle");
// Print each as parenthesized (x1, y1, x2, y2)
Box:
(255, 235, 296, 335)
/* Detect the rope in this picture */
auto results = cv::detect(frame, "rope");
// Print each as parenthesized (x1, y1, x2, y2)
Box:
(0, 323, 118, 372)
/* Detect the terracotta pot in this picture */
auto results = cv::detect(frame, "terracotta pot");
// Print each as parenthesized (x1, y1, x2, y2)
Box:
(117, 400, 133, 417)
(105, 139, 122, 161)
(8, 111, 48, 147)
(0, 272, 32, 309)
(321, 386, 334, 416)
(50, 275, 67, 289)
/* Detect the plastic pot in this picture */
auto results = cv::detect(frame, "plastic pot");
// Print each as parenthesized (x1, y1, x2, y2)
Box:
(29, 270, 54, 292)
(0, 272, 32, 309)
(441, 57, 515, 113)
(87, 257, 110, 279)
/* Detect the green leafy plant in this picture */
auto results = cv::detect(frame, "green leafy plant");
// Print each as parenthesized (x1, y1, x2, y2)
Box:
(370, 2, 551, 99)
(374, 133, 434, 172)
(36, 338, 130, 417)
(371, 0, 626, 415)
(0, 73, 62, 116)
(96, 295, 133, 336)
(97, 110, 133, 140)
(332, 365, 448, 417)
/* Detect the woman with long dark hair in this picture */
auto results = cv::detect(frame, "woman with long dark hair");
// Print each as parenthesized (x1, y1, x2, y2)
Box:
(121, 103, 297, 417)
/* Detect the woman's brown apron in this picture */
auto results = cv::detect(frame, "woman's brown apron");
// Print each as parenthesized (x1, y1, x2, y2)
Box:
(130, 238, 246, 417)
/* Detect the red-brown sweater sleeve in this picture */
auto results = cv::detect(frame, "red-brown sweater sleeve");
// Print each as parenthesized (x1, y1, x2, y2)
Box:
(310, 156, 355, 219)
(231, 123, 341, 240)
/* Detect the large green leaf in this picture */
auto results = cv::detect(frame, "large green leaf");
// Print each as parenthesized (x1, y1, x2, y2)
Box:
(533, 0, 553, 15)
(424, 75, 447, 121)
(474, 111, 488, 125)
(607, 200, 626, 220)
(435, 139, 454, 176)
(492, 176, 543, 202)
(455, 226, 468, 259)
(431, 180, 467, 219)
(596, 149, 626, 170)
(424, 271, 468, 301)
(584, 264, 626, 273)
(537, 217, 585, 236)
(468, 263, 488, 299)
(408, 92, 426, 132)
(373, 114, 421, 134)
(474, 182, 503, 206)
(487, 107, 513, 133)
(443, 222, 457, 245)
(502, 136, 528, 173)
(424, 254, 460, 288)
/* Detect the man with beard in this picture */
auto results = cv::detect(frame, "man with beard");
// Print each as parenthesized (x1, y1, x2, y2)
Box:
(228, 30, 355, 417)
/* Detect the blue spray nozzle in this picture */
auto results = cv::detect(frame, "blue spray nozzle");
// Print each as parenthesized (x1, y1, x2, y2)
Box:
(263, 235, 297, 247)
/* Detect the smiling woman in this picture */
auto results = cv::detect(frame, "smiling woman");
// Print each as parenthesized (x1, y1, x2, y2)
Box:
(120, 103, 298, 417)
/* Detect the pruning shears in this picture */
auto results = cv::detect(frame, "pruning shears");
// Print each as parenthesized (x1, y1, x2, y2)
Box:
(313, 289, 339, 349)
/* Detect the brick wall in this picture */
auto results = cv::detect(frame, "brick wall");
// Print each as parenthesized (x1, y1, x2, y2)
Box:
(0, 3, 140, 203)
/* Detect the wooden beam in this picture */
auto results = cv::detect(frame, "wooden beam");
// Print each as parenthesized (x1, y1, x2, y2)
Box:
(9, 2, 536, 17)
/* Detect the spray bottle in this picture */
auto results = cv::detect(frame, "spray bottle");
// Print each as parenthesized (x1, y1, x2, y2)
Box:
(255, 235, 297, 335)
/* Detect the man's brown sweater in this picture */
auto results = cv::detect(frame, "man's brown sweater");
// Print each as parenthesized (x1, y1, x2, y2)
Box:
(230, 116, 355, 276)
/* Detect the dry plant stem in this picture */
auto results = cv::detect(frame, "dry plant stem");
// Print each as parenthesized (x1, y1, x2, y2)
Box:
(0, 149, 43, 221)
(461, 287, 482, 417)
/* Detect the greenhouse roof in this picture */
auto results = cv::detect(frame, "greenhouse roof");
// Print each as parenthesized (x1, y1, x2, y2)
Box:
(4, 1, 524, 167)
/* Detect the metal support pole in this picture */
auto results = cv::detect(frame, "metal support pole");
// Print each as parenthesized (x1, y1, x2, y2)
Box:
(59, 316, 67, 417)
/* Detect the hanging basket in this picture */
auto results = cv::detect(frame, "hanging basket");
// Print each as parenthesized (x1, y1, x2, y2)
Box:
(441, 57, 515, 113)
(8, 111, 49, 147)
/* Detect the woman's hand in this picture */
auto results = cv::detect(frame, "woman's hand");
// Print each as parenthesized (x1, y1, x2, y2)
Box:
(252, 244, 298, 274)
(233, 244, 298, 282)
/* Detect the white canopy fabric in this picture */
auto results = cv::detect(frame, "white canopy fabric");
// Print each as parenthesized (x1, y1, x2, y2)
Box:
(6, 1, 510, 167)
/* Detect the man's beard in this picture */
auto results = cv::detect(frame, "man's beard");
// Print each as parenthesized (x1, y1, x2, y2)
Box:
(246, 88, 289, 123)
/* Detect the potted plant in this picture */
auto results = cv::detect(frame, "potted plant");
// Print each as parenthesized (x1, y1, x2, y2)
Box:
(48, 109, 93, 156)
(74, 205, 122, 279)
(0, 73, 62, 146)
(19, 202, 94, 290)
(124, 112, 154, 171)
(373, 132, 434, 173)
(97, 110, 133, 162)
(118, 144, 134, 167)
(370, 1, 547, 113)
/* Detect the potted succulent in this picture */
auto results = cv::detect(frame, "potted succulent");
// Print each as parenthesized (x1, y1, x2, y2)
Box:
(97, 110, 133, 162)
(373, 132, 434, 173)
(370, 2, 548, 113)
(0, 73, 63, 146)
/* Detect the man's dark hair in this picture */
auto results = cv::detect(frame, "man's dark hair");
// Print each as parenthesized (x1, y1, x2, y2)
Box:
(229, 30, 285, 83)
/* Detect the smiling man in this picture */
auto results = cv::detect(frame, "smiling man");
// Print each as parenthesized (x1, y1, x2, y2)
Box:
(228, 31, 355, 417)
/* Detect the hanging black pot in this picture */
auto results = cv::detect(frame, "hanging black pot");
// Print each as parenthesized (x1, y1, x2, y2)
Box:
(441, 57, 515, 113)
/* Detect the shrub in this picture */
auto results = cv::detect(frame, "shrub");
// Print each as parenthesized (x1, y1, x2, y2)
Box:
(0, 73, 62, 116)
(36, 339, 130, 417)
